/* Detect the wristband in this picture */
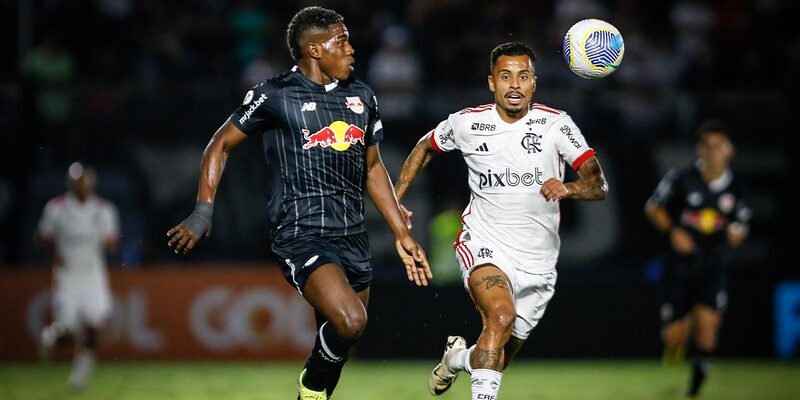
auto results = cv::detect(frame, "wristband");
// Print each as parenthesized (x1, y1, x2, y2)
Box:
(183, 201, 213, 236)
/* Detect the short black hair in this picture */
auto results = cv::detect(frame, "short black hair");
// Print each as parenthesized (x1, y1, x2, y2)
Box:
(286, 6, 344, 61)
(490, 42, 536, 72)
(696, 119, 729, 141)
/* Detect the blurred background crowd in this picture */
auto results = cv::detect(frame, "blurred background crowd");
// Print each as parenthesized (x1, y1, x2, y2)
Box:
(0, 0, 796, 319)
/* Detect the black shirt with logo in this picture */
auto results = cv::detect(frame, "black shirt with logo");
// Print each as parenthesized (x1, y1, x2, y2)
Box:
(230, 67, 383, 244)
(648, 163, 751, 276)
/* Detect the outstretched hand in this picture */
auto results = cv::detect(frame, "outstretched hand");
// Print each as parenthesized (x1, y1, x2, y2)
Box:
(166, 222, 210, 254)
(395, 235, 432, 286)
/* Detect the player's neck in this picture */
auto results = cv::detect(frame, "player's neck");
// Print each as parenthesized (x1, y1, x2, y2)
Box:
(698, 161, 726, 182)
(296, 60, 335, 86)
(69, 191, 90, 203)
(494, 104, 528, 124)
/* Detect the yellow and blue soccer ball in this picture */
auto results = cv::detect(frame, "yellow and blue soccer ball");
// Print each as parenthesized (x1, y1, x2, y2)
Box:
(563, 19, 624, 79)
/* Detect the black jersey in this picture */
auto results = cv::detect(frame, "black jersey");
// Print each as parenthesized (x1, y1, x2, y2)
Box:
(648, 163, 752, 273)
(230, 67, 383, 244)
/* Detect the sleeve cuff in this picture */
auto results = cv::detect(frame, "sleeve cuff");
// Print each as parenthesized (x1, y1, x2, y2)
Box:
(572, 149, 596, 171)
(429, 130, 443, 153)
(229, 116, 251, 136)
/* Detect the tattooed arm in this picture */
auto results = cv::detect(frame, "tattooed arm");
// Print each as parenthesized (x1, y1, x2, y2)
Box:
(541, 156, 608, 201)
(395, 131, 437, 201)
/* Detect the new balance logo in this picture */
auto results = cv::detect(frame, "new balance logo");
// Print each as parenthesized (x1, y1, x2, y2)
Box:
(475, 143, 489, 152)
(300, 102, 317, 112)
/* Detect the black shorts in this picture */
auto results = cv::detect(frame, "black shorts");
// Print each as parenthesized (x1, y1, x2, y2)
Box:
(660, 272, 727, 324)
(271, 232, 372, 294)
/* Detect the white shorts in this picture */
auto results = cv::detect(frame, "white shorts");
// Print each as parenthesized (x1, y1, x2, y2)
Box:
(53, 273, 112, 331)
(454, 230, 557, 340)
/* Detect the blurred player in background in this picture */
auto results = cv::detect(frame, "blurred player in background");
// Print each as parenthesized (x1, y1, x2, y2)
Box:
(395, 42, 608, 400)
(645, 120, 751, 399)
(36, 161, 120, 391)
(166, 6, 431, 400)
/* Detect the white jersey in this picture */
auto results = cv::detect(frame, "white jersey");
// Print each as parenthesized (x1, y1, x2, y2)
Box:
(430, 103, 596, 273)
(37, 193, 119, 279)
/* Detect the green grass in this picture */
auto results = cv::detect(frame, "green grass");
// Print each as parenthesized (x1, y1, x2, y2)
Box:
(1, 359, 799, 400)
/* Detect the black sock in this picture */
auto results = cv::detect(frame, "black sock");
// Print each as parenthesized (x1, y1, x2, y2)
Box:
(303, 322, 352, 392)
(688, 349, 712, 397)
(324, 354, 349, 396)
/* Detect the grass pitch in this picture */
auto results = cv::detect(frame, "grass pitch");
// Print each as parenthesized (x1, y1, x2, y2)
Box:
(1, 359, 798, 400)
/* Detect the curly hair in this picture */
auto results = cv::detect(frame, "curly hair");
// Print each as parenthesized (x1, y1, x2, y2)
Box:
(286, 7, 344, 61)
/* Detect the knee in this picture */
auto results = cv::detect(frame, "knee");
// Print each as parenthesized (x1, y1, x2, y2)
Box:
(663, 327, 686, 348)
(332, 306, 368, 342)
(485, 306, 516, 334)
(694, 332, 718, 352)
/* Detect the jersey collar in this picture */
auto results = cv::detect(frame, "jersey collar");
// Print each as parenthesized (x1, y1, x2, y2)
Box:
(492, 104, 531, 125)
(65, 192, 95, 207)
(291, 66, 339, 92)
(695, 160, 733, 192)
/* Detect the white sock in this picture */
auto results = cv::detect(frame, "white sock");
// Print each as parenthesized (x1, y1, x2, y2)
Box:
(447, 345, 475, 373)
(471, 368, 503, 400)
(68, 351, 95, 388)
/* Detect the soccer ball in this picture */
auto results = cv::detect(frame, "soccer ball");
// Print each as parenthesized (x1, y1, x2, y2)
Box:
(563, 19, 625, 79)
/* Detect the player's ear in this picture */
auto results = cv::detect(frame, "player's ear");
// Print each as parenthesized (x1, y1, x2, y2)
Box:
(307, 41, 322, 60)
(488, 74, 495, 93)
(726, 139, 735, 158)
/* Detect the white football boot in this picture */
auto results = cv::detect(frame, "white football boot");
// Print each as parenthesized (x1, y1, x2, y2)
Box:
(428, 335, 467, 395)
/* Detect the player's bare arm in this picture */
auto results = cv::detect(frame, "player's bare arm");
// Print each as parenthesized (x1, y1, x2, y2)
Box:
(167, 119, 248, 254)
(540, 156, 608, 201)
(395, 131, 437, 201)
(35, 233, 63, 266)
(103, 235, 120, 253)
(394, 131, 437, 228)
(644, 199, 696, 254)
(365, 144, 433, 286)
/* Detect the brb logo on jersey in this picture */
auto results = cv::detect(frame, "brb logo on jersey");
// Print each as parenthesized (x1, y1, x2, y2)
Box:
(471, 122, 496, 131)
(302, 120, 365, 151)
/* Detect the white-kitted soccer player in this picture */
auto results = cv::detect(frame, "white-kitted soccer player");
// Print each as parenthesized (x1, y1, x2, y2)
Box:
(395, 42, 609, 400)
(36, 161, 119, 390)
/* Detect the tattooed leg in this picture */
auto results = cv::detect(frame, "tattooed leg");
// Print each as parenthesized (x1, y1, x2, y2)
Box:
(469, 265, 516, 372)
(475, 274, 510, 291)
(472, 347, 504, 370)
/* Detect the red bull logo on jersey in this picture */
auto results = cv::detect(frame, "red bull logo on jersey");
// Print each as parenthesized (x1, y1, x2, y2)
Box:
(302, 120, 365, 151)
(345, 96, 364, 114)
(681, 208, 726, 235)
